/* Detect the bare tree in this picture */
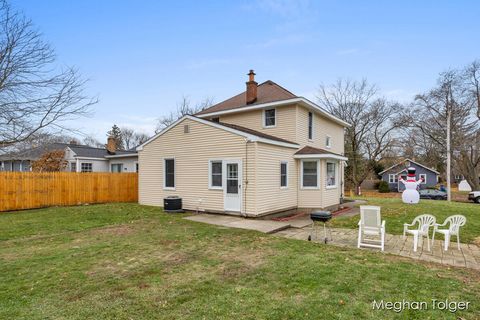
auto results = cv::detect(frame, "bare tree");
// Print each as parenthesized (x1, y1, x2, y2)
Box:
(0, 0, 97, 149)
(404, 69, 479, 190)
(156, 96, 213, 132)
(0, 131, 77, 154)
(120, 126, 149, 149)
(317, 79, 401, 194)
(82, 135, 103, 148)
(464, 60, 480, 120)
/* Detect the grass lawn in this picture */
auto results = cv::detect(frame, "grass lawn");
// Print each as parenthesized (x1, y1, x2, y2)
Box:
(1, 203, 479, 319)
(332, 198, 480, 244)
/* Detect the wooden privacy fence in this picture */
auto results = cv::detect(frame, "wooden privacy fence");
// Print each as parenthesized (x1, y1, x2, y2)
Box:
(0, 172, 138, 212)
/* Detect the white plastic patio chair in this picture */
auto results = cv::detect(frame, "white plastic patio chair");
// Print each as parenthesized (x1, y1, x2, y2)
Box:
(403, 214, 436, 252)
(432, 215, 467, 251)
(357, 206, 385, 251)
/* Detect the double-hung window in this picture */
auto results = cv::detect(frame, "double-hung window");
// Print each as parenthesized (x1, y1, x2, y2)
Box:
(164, 158, 175, 189)
(264, 109, 276, 127)
(326, 162, 337, 188)
(280, 162, 288, 188)
(388, 174, 398, 183)
(302, 160, 318, 188)
(308, 112, 313, 140)
(81, 163, 92, 172)
(70, 162, 77, 172)
(209, 160, 223, 189)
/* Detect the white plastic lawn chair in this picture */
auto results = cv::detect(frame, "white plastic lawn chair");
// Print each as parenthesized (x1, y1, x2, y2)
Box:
(432, 215, 467, 251)
(403, 214, 436, 252)
(357, 206, 385, 251)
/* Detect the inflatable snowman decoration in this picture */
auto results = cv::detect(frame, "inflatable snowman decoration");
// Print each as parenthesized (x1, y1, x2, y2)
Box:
(399, 167, 424, 204)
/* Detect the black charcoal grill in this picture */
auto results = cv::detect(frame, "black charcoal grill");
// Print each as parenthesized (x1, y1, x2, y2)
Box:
(308, 211, 333, 243)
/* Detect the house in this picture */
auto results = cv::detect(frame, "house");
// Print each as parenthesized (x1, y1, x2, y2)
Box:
(137, 70, 350, 217)
(379, 159, 439, 192)
(0, 137, 138, 173)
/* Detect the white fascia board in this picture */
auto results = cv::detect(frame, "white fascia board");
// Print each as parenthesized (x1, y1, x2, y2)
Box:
(196, 97, 351, 128)
(255, 138, 299, 149)
(104, 153, 138, 158)
(293, 154, 348, 161)
(74, 156, 108, 161)
(137, 115, 299, 150)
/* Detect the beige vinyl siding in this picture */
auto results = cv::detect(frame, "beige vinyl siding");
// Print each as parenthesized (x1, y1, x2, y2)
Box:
(298, 159, 322, 208)
(219, 105, 298, 143)
(296, 106, 345, 155)
(254, 143, 297, 215)
(138, 118, 256, 215)
(322, 160, 342, 208)
(297, 159, 342, 209)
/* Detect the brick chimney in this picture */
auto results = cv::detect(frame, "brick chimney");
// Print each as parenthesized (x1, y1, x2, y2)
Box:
(246, 70, 257, 104)
(106, 136, 116, 154)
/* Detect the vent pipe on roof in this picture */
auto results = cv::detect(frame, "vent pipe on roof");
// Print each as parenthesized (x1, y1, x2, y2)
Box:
(246, 70, 257, 105)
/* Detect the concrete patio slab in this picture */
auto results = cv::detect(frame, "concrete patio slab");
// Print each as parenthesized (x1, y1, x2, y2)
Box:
(184, 214, 291, 234)
(184, 213, 479, 270)
(274, 226, 480, 270)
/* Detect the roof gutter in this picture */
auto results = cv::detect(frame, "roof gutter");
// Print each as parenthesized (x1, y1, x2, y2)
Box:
(104, 153, 138, 158)
(137, 115, 300, 151)
(196, 97, 351, 128)
(293, 154, 348, 161)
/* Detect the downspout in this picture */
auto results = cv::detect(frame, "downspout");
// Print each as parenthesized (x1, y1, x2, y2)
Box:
(243, 138, 249, 217)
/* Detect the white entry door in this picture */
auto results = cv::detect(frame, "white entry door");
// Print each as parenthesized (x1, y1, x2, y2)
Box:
(223, 160, 242, 212)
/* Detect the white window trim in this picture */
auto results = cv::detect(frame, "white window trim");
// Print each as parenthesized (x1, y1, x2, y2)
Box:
(419, 173, 427, 184)
(262, 108, 277, 128)
(325, 135, 332, 149)
(163, 158, 176, 190)
(325, 161, 337, 189)
(81, 162, 93, 173)
(208, 159, 223, 190)
(110, 163, 124, 173)
(280, 161, 288, 189)
(388, 174, 397, 184)
(308, 112, 314, 141)
(300, 159, 320, 189)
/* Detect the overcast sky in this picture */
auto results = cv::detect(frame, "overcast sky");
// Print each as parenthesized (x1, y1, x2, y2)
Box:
(12, 0, 480, 142)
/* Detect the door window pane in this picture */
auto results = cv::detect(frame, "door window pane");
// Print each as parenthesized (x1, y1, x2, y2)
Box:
(226, 163, 238, 194)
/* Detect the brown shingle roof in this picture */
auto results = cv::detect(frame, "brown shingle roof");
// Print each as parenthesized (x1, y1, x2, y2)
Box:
(294, 146, 343, 157)
(203, 119, 297, 145)
(196, 80, 297, 115)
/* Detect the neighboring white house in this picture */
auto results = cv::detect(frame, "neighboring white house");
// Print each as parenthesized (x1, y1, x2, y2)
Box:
(0, 137, 138, 173)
